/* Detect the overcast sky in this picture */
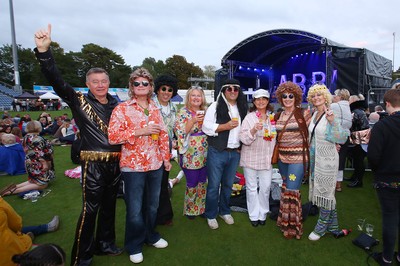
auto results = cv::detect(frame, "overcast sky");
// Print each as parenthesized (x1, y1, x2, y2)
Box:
(1, 0, 399, 72)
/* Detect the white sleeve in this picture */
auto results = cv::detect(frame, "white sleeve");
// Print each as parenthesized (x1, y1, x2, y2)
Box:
(202, 102, 219, 137)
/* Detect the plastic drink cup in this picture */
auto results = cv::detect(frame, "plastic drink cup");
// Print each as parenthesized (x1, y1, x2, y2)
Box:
(366, 224, 374, 237)
(357, 218, 365, 231)
(148, 121, 159, 141)
(232, 117, 238, 122)
(197, 110, 204, 127)
(31, 194, 38, 203)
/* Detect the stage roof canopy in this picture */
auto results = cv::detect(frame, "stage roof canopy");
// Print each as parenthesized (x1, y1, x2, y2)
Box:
(221, 29, 346, 67)
(217, 29, 392, 102)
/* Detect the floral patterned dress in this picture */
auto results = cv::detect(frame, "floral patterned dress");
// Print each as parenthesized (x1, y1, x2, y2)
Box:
(174, 107, 208, 216)
(23, 133, 55, 185)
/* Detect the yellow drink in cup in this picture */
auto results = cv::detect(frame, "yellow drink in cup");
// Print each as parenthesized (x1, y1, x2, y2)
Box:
(232, 117, 238, 122)
(148, 121, 158, 141)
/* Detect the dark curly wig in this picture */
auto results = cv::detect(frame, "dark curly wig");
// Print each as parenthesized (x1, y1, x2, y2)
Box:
(154, 75, 178, 97)
(12, 243, 66, 266)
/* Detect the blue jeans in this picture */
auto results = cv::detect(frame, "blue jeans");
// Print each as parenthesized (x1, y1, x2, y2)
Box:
(278, 161, 304, 190)
(122, 166, 163, 255)
(22, 224, 48, 236)
(205, 146, 240, 219)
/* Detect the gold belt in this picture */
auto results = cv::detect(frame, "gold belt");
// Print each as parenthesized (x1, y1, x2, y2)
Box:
(80, 150, 121, 162)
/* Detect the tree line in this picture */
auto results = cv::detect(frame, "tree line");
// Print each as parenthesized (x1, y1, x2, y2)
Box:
(0, 43, 216, 92)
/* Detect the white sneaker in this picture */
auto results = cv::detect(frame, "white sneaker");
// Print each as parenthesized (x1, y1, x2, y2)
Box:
(219, 214, 234, 225)
(130, 253, 143, 264)
(207, 218, 219, 229)
(47, 215, 60, 232)
(152, 238, 168, 248)
(308, 231, 321, 241)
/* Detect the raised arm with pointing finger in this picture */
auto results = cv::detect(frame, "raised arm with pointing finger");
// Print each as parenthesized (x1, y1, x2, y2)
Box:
(34, 24, 52, 52)
(34, 24, 123, 266)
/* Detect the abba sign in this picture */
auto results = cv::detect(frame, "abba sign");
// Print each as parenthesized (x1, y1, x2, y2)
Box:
(279, 70, 337, 90)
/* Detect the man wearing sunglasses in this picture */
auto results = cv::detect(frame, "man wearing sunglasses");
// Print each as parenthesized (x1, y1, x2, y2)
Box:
(202, 79, 248, 229)
(152, 75, 179, 226)
(34, 24, 123, 266)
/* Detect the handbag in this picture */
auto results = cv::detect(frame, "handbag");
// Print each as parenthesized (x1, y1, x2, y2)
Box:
(271, 145, 279, 164)
(352, 232, 379, 251)
(271, 112, 294, 164)
(350, 128, 371, 145)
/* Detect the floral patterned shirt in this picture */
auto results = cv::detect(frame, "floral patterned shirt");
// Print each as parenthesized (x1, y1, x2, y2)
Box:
(152, 95, 177, 142)
(108, 98, 170, 172)
(174, 107, 208, 169)
(23, 133, 55, 184)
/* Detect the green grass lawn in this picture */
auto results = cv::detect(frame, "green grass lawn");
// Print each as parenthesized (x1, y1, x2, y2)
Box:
(1, 110, 383, 265)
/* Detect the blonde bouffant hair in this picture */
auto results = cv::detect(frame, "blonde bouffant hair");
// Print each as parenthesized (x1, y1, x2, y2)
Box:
(307, 84, 332, 106)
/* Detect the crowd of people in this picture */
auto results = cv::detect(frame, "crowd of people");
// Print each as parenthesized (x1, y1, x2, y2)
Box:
(11, 98, 63, 112)
(0, 23, 399, 265)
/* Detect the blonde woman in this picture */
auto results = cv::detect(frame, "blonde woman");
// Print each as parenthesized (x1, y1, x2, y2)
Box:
(306, 84, 348, 241)
(174, 86, 208, 219)
(2, 121, 54, 195)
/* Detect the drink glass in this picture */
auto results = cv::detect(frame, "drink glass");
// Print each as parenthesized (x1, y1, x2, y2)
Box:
(148, 121, 159, 141)
(366, 224, 374, 237)
(357, 218, 365, 231)
(31, 194, 38, 203)
(196, 110, 204, 127)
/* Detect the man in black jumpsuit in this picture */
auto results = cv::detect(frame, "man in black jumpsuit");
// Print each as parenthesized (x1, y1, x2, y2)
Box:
(34, 24, 123, 266)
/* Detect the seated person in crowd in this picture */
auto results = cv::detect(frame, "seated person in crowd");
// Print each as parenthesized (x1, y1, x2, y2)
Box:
(47, 116, 64, 137)
(0, 133, 26, 176)
(2, 121, 55, 195)
(11, 126, 23, 144)
(38, 117, 50, 136)
(0, 195, 60, 266)
(58, 118, 77, 144)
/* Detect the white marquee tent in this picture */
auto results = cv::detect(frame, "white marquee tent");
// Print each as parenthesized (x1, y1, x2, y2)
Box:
(39, 92, 61, 100)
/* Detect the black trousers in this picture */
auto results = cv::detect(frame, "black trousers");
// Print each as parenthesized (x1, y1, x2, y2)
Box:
(349, 145, 366, 182)
(376, 187, 400, 261)
(71, 160, 121, 265)
(338, 137, 350, 171)
(156, 168, 174, 225)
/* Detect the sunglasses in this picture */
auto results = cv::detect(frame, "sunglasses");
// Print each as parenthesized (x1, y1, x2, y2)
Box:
(225, 86, 240, 92)
(282, 93, 294, 99)
(160, 86, 173, 93)
(132, 81, 149, 87)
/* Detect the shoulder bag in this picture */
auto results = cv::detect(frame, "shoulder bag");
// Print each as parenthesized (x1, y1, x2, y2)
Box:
(349, 128, 371, 145)
(271, 112, 294, 164)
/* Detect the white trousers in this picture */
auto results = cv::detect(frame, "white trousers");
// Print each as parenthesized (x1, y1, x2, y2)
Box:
(243, 168, 272, 222)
